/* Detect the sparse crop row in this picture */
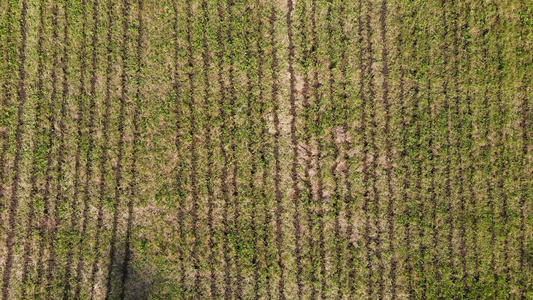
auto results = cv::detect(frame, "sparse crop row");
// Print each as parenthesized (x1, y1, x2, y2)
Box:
(1, 0, 28, 297)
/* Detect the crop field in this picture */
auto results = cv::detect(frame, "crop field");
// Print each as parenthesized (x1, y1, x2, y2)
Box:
(0, 0, 532, 299)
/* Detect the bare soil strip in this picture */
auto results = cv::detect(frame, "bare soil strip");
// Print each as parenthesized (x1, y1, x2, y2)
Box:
(446, 2, 463, 295)
(309, 2, 326, 297)
(32, 45, 54, 300)
(185, 0, 201, 294)
(297, 2, 318, 298)
(200, 0, 217, 297)
(479, 3, 497, 290)
(62, 0, 89, 296)
(452, 1, 467, 285)
(464, 5, 479, 288)
(518, 3, 529, 297)
(88, 1, 117, 296)
(0, 0, 14, 210)
(343, 35, 360, 300)
(324, 2, 344, 297)
(215, 1, 232, 297)
(73, 0, 100, 297)
(57, 0, 71, 279)
(439, 1, 452, 296)
(286, 0, 303, 297)
(45, 4, 67, 288)
(226, 2, 243, 297)
(255, 3, 272, 296)
(379, 1, 397, 298)
(170, 0, 186, 296)
(118, 0, 143, 297)
(356, 0, 373, 296)
(269, 6, 286, 299)
(246, 93, 259, 298)
(466, 3, 486, 289)
(398, 65, 411, 298)
(246, 108, 260, 299)
(414, 102, 425, 298)
(104, 0, 130, 297)
(364, 5, 386, 297)
(331, 161, 342, 299)
(422, 10, 438, 297)
(462, 4, 480, 291)
(413, 24, 427, 298)
(242, 4, 260, 297)
(394, 2, 413, 296)
(324, 2, 339, 297)
(338, 1, 356, 294)
(426, 75, 436, 300)
(1, 1, 28, 298)
(35, 7, 59, 294)
(495, 23, 510, 290)
(20, 0, 46, 294)
(331, 165, 342, 299)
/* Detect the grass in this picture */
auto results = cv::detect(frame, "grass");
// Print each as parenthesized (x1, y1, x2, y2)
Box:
(0, 0, 531, 299)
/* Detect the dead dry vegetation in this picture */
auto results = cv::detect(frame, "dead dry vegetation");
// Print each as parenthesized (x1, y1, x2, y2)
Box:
(0, 0, 531, 299)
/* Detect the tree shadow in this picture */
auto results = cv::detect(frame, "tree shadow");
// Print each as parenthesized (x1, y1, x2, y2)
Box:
(106, 238, 155, 300)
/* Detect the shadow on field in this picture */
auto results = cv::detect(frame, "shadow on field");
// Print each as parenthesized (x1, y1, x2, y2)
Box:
(106, 238, 155, 300)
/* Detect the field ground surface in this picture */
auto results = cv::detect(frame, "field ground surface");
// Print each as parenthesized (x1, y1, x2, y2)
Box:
(0, 0, 532, 299)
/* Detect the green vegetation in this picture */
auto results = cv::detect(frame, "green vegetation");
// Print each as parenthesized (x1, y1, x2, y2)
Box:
(0, 0, 531, 299)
